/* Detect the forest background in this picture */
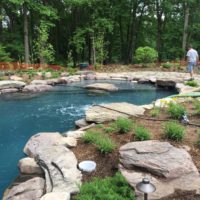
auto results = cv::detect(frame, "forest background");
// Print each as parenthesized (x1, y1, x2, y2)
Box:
(0, 0, 200, 67)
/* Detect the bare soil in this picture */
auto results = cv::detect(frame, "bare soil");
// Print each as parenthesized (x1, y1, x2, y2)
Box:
(72, 100, 200, 200)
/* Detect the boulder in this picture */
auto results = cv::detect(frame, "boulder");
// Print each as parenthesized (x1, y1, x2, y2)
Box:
(119, 140, 200, 199)
(75, 118, 90, 128)
(10, 75, 23, 81)
(1, 88, 19, 94)
(36, 146, 82, 194)
(23, 84, 53, 93)
(41, 192, 70, 200)
(23, 132, 75, 157)
(0, 80, 26, 90)
(3, 177, 45, 200)
(18, 157, 43, 175)
(85, 102, 145, 123)
(156, 79, 177, 87)
(85, 83, 118, 91)
(63, 130, 85, 139)
(30, 80, 49, 85)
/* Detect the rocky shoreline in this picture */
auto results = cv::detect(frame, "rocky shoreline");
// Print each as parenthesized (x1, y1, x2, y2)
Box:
(2, 71, 200, 200)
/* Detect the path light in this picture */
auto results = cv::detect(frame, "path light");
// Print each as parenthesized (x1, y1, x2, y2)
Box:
(136, 178, 156, 200)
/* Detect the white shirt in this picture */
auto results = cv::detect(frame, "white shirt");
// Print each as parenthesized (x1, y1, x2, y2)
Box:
(186, 48, 198, 62)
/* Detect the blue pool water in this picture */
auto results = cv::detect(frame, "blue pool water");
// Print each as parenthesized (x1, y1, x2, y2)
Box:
(0, 80, 177, 196)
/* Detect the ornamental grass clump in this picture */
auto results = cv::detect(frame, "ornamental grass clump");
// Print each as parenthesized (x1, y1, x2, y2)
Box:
(194, 100, 200, 116)
(167, 102, 186, 119)
(82, 130, 116, 154)
(185, 80, 198, 87)
(115, 117, 133, 134)
(164, 121, 185, 141)
(96, 137, 116, 153)
(134, 125, 151, 141)
(82, 130, 100, 144)
(76, 172, 136, 200)
(150, 107, 160, 117)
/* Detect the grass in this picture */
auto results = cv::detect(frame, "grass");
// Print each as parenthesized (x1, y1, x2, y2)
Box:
(82, 130, 116, 153)
(76, 172, 136, 200)
(164, 121, 185, 141)
(134, 125, 151, 141)
(185, 80, 198, 87)
(167, 102, 186, 119)
(115, 117, 133, 134)
(150, 107, 160, 117)
(194, 100, 200, 115)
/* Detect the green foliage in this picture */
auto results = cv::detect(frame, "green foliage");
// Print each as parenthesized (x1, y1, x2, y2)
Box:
(0, 44, 13, 62)
(134, 125, 151, 141)
(167, 102, 186, 119)
(185, 80, 198, 87)
(67, 67, 77, 75)
(194, 100, 200, 115)
(162, 62, 173, 69)
(82, 130, 116, 153)
(82, 130, 99, 144)
(150, 107, 160, 117)
(134, 47, 158, 64)
(164, 121, 185, 141)
(115, 117, 133, 134)
(96, 124, 104, 129)
(33, 20, 55, 64)
(104, 126, 116, 134)
(96, 136, 116, 153)
(76, 172, 136, 200)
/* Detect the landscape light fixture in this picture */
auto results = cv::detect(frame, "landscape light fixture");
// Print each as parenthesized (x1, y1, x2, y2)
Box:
(136, 178, 156, 200)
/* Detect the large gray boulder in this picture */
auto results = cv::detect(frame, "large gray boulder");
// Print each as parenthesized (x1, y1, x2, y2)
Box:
(119, 140, 200, 199)
(85, 102, 145, 123)
(85, 83, 118, 91)
(0, 80, 26, 90)
(18, 157, 43, 175)
(23, 132, 75, 157)
(3, 177, 45, 200)
(41, 192, 70, 200)
(36, 146, 82, 194)
(23, 84, 53, 93)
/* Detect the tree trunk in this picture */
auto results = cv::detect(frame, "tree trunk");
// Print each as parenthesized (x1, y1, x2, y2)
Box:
(23, 3, 30, 64)
(182, 2, 189, 51)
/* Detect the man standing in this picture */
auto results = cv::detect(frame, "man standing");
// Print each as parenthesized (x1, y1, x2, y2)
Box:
(186, 44, 199, 80)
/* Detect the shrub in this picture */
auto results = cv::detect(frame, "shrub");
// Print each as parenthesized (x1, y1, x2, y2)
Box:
(164, 121, 185, 141)
(76, 172, 136, 200)
(185, 80, 198, 87)
(96, 137, 116, 153)
(150, 107, 160, 117)
(162, 62, 173, 69)
(82, 130, 100, 144)
(134, 125, 151, 141)
(96, 124, 104, 129)
(167, 102, 186, 119)
(82, 130, 116, 154)
(115, 117, 133, 134)
(104, 126, 116, 134)
(134, 46, 158, 64)
(194, 100, 200, 115)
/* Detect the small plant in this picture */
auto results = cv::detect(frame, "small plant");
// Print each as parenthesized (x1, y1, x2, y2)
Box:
(82, 130, 100, 144)
(167, 102, 186, 119)
(197, 131, 200, 146)
(185, 80, 198, 87)
(67, 67, 77, 75)
(194, 100, 200, 115)
(164, 121, 185, 141)
(115, 117, 133, 134)
(104, 126, 116, 134)
(134, 125, 151, 141)
(96, 136, 116, 153)
(150, 107, 160, 117)
(76, 172, 136, 200)
(82, 130, 116, 154)
(96, 124, 104, 129)
(162, 62, 173, 69)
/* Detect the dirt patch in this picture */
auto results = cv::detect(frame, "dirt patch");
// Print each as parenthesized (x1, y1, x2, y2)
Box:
(72, 100, 200, 200)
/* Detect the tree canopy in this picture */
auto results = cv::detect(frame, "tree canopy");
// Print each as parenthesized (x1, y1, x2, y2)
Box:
(0, 0, 200, 65)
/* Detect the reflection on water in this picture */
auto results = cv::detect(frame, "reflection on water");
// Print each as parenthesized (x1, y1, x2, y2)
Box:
(0, 80, 177, 196)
